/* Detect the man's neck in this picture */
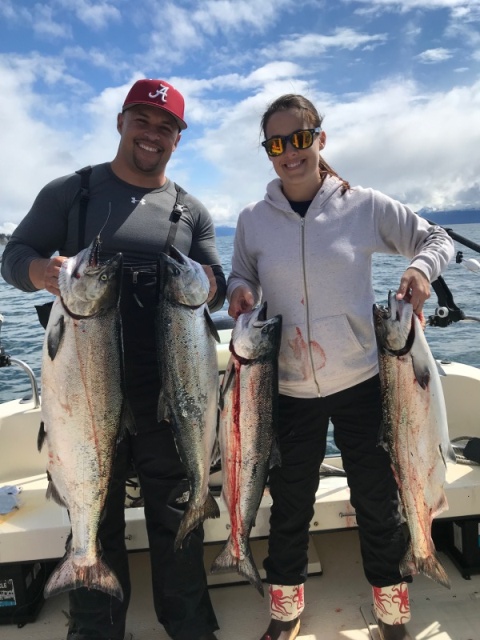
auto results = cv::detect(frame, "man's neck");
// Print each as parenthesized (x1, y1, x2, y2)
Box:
(110, 159, 167, 189)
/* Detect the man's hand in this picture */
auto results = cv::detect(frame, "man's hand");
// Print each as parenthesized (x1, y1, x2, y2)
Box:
(29, 256, 68, 296)
(202, 265, 217, 304)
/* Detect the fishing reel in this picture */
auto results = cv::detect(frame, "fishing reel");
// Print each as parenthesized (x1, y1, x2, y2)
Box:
(428, 276, 466, 327)
(428, 273, 480, 326)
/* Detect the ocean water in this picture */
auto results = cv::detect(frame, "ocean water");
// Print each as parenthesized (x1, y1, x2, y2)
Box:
(1, 225, 480, 405)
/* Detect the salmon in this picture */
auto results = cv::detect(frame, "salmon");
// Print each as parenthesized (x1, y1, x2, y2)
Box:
(373, 291, 456, 588)
(211, 302, 282, 595)
(155, 246, 220, 550)
(39, 238, 127, 600)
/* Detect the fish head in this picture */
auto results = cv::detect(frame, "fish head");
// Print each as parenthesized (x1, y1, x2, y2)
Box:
(59, 237, 123, 317)
(157, 245, 209, 308)
(232, 301, 283, 362)
(373, 290, 414, 355)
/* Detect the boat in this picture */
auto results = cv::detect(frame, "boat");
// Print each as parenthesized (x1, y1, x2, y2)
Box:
(2, 228, 480, 639)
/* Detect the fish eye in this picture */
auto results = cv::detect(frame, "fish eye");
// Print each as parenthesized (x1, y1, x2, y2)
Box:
(100, 274, 108, 281)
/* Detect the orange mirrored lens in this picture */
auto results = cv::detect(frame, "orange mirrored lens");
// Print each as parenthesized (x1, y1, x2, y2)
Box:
(265, 129, 315, 156)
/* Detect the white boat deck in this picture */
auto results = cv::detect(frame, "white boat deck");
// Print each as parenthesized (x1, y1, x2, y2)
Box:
(1, 359, 480, 638)
(2, 458, 480, 564)
(1, 528, 480, 639)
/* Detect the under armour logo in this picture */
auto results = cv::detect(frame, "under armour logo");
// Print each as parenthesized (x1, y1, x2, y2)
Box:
(131, 197, 146, 205)
(148, 84, 169, 103)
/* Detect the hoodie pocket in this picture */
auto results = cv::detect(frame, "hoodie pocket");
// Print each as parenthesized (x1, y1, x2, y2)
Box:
(278, 315, 367, 384)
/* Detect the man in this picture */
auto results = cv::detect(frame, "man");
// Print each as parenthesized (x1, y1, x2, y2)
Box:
(1, 78, 225, 640)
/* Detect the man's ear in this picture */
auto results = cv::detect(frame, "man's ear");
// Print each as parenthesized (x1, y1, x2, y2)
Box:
(116, 112, 124, 134)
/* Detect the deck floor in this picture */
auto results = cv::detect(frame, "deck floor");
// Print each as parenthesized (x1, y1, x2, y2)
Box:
(1, 528, 480, 640)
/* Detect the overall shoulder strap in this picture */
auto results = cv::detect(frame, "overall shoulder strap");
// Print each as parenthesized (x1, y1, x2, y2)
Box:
(75, 165, 93, 252)
(163, 182, 187, 252)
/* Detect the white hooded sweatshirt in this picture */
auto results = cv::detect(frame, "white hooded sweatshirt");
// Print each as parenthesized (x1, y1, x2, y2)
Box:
(227, 176, 454, 398)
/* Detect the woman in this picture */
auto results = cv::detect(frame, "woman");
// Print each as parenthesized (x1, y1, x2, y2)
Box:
(227, 94, 454, 640)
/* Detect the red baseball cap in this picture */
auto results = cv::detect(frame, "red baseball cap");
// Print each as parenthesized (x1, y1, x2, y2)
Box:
(122, 79, 187, 130)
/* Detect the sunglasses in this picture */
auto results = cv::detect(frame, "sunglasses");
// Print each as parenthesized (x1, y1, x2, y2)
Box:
(262, 127, 321, 157)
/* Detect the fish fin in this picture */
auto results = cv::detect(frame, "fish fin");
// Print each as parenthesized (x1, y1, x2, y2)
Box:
(431, 488, 449, 519)
(157, 390, 171, 424)
(44, 551, 124, 600)
(210, 433, 221, 467)
(376, 419, 389, 451)
(269, 437, 282, 469)
(400, 547, 450, 589)
(210, 537, 264, 596)
(174, 491, 220, 551)
(37, 421, 46, 452)
(411, 354, 430, 390)
(47, 315, 65, 361)
(435, 360, 447, 376)
(219, 358, 236, 407)
(204, 308, 220, 342)
(442, 441, 457, 465)
(46, 477, 68, 507)
(119, 400, 136, 437)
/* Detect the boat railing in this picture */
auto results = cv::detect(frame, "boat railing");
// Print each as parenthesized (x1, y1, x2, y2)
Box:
(0, 313, 41, 409)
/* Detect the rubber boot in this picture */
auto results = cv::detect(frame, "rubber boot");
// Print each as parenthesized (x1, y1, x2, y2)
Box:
(373, 583, 412, 640)
(259, 617, 300, 640)
(259, 584, 304, 640)
(377, 619, 413, 640)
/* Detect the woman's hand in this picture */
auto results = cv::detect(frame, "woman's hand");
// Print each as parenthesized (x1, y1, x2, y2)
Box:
(228, 285, 255, 319)
(396, 267, 430, 315)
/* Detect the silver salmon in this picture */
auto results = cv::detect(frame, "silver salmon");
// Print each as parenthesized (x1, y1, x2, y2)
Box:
(156, 246, 220, 550)
(211, 302, 282, 596)
(373, 291, 456, 588)
(39, 238, 126, 600)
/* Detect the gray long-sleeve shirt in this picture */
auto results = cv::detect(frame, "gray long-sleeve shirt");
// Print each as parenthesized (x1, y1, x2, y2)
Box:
(1, 162, 226, 312)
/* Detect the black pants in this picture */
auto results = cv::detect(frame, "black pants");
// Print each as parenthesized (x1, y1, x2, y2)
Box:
(264, 375, 410, 589)
(67, 275, 218, 640)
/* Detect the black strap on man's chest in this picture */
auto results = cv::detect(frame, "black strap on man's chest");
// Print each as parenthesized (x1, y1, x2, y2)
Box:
(75, 165, 92, 253)
(164, 183, 186, 252)
(74, 166, 187, 253)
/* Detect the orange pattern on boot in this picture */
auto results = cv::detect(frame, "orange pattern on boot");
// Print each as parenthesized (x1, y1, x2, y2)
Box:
(269, 584, 305, 621)
(373, 582, 411, 625)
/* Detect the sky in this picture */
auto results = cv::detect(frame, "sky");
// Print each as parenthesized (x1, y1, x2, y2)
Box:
(1, 0, 479, 234)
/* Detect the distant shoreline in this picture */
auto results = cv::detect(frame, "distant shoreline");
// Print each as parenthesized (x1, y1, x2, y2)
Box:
(418, 210, 480, 225)
(3, 212, 480, 246)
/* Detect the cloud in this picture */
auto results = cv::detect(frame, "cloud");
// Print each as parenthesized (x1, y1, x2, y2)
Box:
(347, 0, 480, 10)
(0, 55, 120, 227)
(56, 0, 122, 30)
(416, 47, 454, 63)
(184, 73, 480, 225)
(192, 0, 296, 33)
(0, 0, 70, 39)
(1, 0, 479, 231)
(262, 27, 388, 59)
(315, 77, 480, 211)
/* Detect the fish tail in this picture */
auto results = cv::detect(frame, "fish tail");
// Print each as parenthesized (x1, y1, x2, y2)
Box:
(417, 555, 451, 589)
(174, 492, 220, 551)
(211, 537, 264, 596)
(44, 552, 123, 601)
(400, 550, 451, 589)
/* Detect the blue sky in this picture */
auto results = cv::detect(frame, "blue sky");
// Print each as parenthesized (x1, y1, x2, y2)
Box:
(1, 0, 479, 233)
